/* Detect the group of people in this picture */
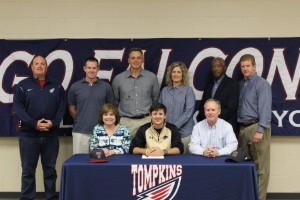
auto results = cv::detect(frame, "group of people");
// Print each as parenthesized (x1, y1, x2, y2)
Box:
(13, 48, 271, 200)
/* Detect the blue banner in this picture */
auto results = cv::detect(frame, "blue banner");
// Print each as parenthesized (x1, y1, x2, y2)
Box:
(1, 38, 299, 136)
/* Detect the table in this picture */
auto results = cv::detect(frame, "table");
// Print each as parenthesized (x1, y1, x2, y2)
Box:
(59, 154, 258, 200)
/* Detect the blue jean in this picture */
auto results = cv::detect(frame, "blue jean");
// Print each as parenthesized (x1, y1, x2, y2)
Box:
(19, 135, 59, 200)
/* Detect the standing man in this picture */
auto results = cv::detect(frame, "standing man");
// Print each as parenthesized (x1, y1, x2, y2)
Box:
(68, 57, 115, 154)
(197, 57, 239, 136)
(238, 54, 272, 200)
(13, 55, 66, 200)
(112, 48, 160, 139)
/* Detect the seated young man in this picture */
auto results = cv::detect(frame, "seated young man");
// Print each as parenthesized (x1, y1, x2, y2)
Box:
(129, 103, 184, 156)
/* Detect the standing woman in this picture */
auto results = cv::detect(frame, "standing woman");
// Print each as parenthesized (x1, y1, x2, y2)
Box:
(159, 61, 196, 153)
(90, 103, 130, 156)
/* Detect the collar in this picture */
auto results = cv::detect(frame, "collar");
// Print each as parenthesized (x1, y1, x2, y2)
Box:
(151, 121, 166, 130)
(31, 75, 49, 83)
(215, 75, 225, 84)
(125, 69, 145, 78)
(81, 77, 100, 84)
(244, 72, 258, 82)
(169, 85, 182, 90)
(205, 118, 218, 129)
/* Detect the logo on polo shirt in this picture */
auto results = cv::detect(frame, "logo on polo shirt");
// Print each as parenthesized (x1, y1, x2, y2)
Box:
(131, 164, 182, 199)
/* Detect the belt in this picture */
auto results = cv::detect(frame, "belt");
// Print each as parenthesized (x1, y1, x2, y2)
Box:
(125, 114, 149, 119)
(240, 119, 259, 127)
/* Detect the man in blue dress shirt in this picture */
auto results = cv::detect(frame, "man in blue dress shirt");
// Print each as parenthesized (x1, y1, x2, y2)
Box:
(238, 54, 272, 200)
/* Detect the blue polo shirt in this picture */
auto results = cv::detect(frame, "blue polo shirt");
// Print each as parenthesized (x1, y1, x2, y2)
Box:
(68, 78, 115, 133)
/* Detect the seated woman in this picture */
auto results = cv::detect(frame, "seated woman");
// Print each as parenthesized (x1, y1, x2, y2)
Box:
(90, 103, 130, 156)
(129, 103, 184, 156)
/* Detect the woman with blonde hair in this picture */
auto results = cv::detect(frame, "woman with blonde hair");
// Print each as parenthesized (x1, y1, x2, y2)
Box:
(159, 61, 196, 154)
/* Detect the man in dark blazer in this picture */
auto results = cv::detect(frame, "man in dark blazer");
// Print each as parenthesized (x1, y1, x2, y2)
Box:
(196, 57, 239, 137)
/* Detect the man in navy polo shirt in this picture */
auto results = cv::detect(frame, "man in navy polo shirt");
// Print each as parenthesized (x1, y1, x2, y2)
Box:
(68, 57, 115, 154)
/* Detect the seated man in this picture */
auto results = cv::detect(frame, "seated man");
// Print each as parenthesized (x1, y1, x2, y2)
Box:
(129, 103, 184, 156)
(189, 99, 237, 157)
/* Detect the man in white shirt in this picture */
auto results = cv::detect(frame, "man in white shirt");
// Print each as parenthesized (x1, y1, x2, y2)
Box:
(189, 99, 238, 157)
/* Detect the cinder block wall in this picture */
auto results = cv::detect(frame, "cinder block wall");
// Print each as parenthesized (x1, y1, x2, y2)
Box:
(0, 0, 300, 193)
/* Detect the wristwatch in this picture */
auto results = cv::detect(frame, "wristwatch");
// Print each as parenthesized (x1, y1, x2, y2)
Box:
(163, 149, 168, 156)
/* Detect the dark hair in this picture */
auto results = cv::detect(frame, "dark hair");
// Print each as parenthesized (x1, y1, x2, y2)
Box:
(149, 103, 167, 114)
(29, 55, 47, 67)
(239, 54, 256, 66)
(98, 103, 120, 125)
(128, 48, 143, 57)
(85, 57, 99, 65)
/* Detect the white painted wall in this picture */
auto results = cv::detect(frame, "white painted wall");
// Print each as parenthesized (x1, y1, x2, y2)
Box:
(0, 0, 300, 193)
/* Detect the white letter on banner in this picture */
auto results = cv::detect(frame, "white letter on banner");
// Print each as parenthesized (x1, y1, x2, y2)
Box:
(156, 49, 172, 88)
(47, 50, 73, 90)
(228, 47, 264, 76)
(189, 48, 226, 100)
(0, 51, 33, 103)
(94, 49, 125, 81)
(267, 48, 300, 100)
(272, 110, 288, 127)
(131, 165, 138, 196)
(289, 110, 300, 127)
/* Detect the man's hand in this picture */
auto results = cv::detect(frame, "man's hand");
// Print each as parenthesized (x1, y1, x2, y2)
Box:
(203, 147, 220, 157)
(148, 147, 164, 156)
(36, 119, 49, 131)
(253, 132, 263, 143)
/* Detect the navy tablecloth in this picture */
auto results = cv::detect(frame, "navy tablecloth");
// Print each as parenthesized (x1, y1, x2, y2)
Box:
(59, 154, 258, 200)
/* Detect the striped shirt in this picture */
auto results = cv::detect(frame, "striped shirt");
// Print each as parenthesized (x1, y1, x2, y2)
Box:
(189, 118, 238, 156)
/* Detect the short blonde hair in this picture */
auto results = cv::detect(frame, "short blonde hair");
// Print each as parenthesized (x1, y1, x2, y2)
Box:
(204, 99, 221, 111)
(165, 61, 189, 86)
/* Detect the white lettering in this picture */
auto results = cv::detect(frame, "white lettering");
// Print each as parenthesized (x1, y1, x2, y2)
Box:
(156, 49, 172, 87)
(272, 111, 288, 127)
(228, 47, 264, 76)
(0, 51, 33, 103)
(131, 165, 138, 195)
(289, 110, 300, 127)
(94, 49, 125, 81)
(267, 48, 300, 100)
(47, 50, 73, 90)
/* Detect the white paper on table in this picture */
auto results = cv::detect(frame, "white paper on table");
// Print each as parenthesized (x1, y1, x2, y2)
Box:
(142, 155, 164, 159)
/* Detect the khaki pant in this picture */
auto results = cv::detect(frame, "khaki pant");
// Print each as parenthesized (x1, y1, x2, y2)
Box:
(72, 132, 91, 154)
(121, 116, 151, 140)
(181, 134, 191, 154)
(239, 123, 271, 200)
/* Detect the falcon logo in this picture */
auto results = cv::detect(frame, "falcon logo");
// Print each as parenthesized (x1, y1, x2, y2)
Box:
(131, 164, 182, 200)
(136, 177, 181, 200)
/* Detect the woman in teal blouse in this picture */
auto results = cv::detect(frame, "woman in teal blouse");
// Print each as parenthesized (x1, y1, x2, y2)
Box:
(90, 103, 130, 156)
